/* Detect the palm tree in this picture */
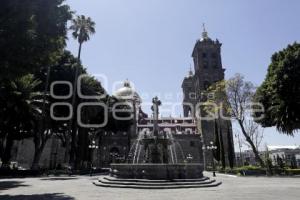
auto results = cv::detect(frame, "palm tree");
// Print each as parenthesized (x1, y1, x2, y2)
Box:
(70, 15, 96, 61)
(0, 74, 44, 168)
(69, 15, 95, 99)
(68, 15, 96, 167)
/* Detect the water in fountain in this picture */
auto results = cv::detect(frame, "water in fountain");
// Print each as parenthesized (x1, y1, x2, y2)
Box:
(128, 128, 186, 164)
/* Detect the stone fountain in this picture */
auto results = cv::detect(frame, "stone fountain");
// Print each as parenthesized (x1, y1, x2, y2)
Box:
(94, 97, 221, 189)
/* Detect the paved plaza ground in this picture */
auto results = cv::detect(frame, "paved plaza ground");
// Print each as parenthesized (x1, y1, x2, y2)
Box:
(0, 172, 299, 200)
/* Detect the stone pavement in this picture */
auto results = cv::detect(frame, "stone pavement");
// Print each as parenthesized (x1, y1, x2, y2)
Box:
(0, 172, 299, 200)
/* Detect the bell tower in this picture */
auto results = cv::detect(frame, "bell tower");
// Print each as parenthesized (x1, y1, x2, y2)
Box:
(192, 24, 225, 96)
(181, 25, 235, 168)
(182, 66, 195, 117)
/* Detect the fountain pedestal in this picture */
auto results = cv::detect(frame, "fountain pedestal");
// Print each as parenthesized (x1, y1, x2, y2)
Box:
(110, 163, 204, 180)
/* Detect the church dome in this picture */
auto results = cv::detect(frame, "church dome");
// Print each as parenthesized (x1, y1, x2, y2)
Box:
(113, 80, 142, 103)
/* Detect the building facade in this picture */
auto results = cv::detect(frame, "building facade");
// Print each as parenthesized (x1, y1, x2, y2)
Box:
(268, 145, 300, 168)
(10, 28, 235, 170)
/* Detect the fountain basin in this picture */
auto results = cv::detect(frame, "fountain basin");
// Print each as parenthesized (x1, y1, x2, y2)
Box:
(140, 138, 173, 145)
(110, 163, 204, 180)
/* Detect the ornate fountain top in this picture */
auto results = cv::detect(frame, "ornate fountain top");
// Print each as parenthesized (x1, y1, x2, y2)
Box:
(151, 96, 161, 136)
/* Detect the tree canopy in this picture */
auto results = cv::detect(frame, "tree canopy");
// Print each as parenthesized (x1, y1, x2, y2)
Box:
(0, 0, 135, 169)
(254, 43, 300, 135)
(70, 15, 96, 46)
(0, 0, 72, 81)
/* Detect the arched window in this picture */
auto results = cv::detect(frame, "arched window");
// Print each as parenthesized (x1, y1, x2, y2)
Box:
(185, 128, 193, 134)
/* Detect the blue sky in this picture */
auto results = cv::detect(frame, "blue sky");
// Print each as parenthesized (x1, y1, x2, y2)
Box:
(65, 0, 300, 148)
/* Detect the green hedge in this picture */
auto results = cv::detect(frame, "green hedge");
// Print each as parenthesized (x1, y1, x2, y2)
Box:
(285, 169, 300, 175)
(218, 166, 266, 175)
(217, 166, 300, 176)
(235, 165, 263, 171)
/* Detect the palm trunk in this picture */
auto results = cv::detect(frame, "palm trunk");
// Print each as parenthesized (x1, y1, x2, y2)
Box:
(31, 129, 49, 170)
(0, 138, 4, 161)
(31, 145, 45, 170)
(238, 120, 265, 167)
(64, 134, 70, 163)
(69, 125, 77, 168)
(68, 42, 82, 168)
(43, 65, 51, 119)
(75, 127, 85, 169)
(30, 62, 52, 170)
(1, 136, 14, 169)
(77, 42, 82, 61)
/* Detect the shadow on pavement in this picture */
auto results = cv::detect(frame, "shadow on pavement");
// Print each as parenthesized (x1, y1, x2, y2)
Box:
(0, 181, 30, 191)
(40, 177, 78, 181)
(0, 193, 75, 200)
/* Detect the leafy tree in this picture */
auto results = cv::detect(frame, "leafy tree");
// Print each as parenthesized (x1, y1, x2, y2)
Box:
(30, 50, 82, 169)
(35, 50, 103, 168)
(0, 0, 72, 81)
(203, 80, 231, 115)
(0, 0, 72, 168)
(35, 50, 133, 169)
(102, 95, 129, 129)
(254, 43, 300, 135)
(74, 75, 107, 168)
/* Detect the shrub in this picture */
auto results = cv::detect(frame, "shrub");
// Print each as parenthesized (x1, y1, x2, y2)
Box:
(220, 166, 267, 176)
(284, 169, 300, 176)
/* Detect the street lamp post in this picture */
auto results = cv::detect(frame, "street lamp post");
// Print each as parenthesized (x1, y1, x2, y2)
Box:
(202, 141, 217, 177)
(88, 140, 98, 176)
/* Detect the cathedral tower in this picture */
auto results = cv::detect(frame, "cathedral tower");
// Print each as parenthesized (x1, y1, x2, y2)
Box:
(192, 25, 225, 92)
(182, 25, 235, 168)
